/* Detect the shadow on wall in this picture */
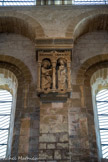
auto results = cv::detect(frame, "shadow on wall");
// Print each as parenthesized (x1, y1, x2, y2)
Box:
(0, 12, 45, 41)
(72, 13, 108, 41)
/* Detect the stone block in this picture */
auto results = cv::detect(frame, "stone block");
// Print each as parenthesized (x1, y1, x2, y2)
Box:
(47, 144, 55, 149)
(52, 103, 63, 108)
(30, 128, 39, 137)
(20, 128, 30, 136)
(61, 150, 70, 159)
(29, 137, 39, 146)
(39, 134, 56, 142)
(39, 150, 53, 160)
(21, 118, 30, 129)
(39, 151, 47, 160)
(72, 92, 80, 99)
(54, 150, 61, 159)
(39, 143, 46, 149)
(80, 118, 88, 136)
(57, 143, 68, 149)
(59, 134, 68, 142)
(18, 142, 29, 154)
(30, 120, 39, 129)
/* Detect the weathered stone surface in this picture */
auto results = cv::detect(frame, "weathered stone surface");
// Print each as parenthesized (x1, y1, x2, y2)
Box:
(80, 118, 88, 137)
(71, 92, 80, 99)
(54, 150, 61, 159)
(39, 143, 47, 149)
(52, 103, 63, 108)
(47, 144, 55, 149)
(59, 134, 68, 142)
(39, 150, 53, 160)
(57, 143, 68, 149)
(39, 134, 56, 142)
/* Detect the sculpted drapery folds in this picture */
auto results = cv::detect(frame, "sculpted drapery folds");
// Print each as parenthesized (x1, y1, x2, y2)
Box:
(41, 59, 52, 90)
(57, 58, 67, 90)
(37, 51, 71, 94)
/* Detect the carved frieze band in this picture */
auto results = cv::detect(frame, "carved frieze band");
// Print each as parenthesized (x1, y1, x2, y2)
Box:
(37, 50, 72, 94)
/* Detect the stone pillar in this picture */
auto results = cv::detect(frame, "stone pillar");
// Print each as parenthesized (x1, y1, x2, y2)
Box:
(67, 62, 71, 90)
(52, 62, 56, 91)
(37, 62, 41, 91)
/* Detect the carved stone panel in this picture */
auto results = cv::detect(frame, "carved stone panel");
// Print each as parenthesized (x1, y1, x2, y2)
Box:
(37, 51, 72, 94)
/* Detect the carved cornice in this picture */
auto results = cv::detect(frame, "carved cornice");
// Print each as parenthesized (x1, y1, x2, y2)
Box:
(35, 38, 73, 49)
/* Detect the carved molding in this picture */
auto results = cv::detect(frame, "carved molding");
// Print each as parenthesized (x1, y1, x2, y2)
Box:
(35, 38, 73, 49)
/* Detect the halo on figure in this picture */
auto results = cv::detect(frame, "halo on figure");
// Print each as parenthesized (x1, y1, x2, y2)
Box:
(58, 58, 66, 65)
(42, 59, 51, 68)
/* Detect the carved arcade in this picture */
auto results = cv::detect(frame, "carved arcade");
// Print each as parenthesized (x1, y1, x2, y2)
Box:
(37, 51, 72, 94)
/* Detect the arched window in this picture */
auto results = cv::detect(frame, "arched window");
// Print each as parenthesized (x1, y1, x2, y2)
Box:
(96, 89, 108, 159)
(0, 90, 12, 158)
(0, 68, 18, 159)
(91, 68, 108, 161)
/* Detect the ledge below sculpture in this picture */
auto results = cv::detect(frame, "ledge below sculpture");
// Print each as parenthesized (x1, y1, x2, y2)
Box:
(38, 91, 71, 102)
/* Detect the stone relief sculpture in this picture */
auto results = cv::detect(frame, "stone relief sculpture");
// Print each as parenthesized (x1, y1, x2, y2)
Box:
(41, 59, 52, 90)
(57, 58, 67, 90)
(37, 51, 71, 94)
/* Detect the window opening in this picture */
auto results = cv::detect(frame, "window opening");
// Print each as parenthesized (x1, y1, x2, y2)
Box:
(0, 90, 12, 159)
(96, 89, 108, 159)
(73, 0, 108, 5)
(0, 0, 36, 6)
(0, 0, 108, 6)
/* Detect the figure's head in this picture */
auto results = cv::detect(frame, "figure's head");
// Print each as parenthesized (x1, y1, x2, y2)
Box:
(42, 60, 51, 68)
(58, 58, 66, 66)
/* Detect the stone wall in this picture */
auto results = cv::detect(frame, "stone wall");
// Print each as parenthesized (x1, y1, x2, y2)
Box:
(39, 102, 69, 161)
(0, 4, 108, 162)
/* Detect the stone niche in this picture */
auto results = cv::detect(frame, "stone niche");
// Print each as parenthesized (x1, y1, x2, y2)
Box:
(36, 50, 72, 101)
